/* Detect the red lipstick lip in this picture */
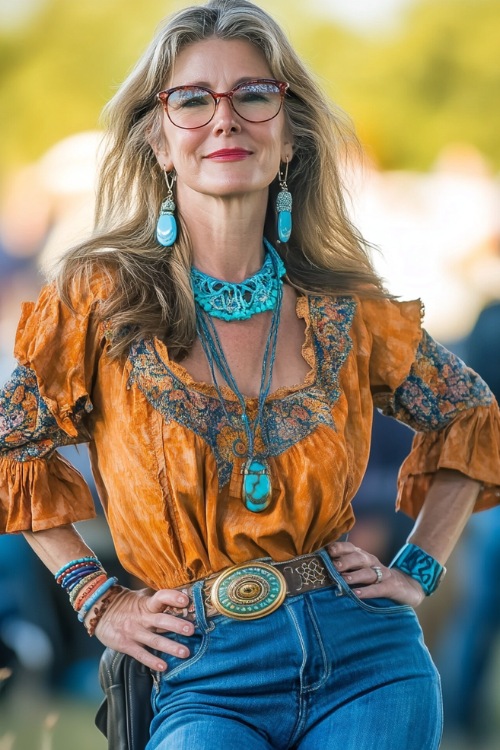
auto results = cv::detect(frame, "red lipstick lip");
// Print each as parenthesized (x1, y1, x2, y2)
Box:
(205, 148, 253, 158)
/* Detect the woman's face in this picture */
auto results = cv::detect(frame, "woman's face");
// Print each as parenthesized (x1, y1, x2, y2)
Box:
(155, 37, 293, 203)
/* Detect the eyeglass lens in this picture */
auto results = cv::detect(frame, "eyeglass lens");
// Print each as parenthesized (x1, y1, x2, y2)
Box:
(166, 81, 283, 128)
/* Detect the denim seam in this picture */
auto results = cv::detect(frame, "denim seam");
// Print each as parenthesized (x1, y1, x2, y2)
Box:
(192, 580, 210, 633)
(283, 602, 308, 747)
(299, 595, 331, 693)
(159, 580, 212, 681)
(425, 643, 444, 748)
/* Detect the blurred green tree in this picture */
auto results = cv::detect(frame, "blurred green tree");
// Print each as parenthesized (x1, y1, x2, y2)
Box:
(0, 0, 499, 174)
(331, 0, 500, 168)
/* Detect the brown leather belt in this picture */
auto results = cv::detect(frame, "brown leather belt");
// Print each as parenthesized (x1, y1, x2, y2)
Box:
(165, 552, 335, 623)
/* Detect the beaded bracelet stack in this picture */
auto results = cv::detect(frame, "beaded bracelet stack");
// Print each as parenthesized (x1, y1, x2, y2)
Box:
(54, 556, 121, 636)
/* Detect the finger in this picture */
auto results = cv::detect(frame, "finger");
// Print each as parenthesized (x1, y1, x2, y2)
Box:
(144, 589, 191, 613)
(352, 576, 422, 607)
(351, 583, 388, 600)
(151, 613, 195, 636)
(332, 549, 377, 573)
(139, 629, 191, 659)
(342, 566, 384, 587)
(117, 641, 173, 672)
(131, 645, 170, 672)
(327, 541, 359, 557)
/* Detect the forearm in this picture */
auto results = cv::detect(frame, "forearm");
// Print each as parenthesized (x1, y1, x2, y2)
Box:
(407, 468, 481, 565)
(22, 524, 195, 671)
(22, 523, 97, 575)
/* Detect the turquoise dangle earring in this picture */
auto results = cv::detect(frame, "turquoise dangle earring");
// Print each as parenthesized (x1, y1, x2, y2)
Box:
(276, 159, 292, 243)
(156, 169, 178, 247)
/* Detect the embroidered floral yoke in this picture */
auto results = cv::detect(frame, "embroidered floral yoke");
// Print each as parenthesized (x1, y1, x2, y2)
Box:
(1, 282, 499, 590)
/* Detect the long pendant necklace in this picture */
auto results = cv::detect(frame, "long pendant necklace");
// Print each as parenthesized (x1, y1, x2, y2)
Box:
(193, 242, 284, 512)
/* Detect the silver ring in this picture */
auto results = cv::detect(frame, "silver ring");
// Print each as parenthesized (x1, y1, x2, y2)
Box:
(371, 565, 383, 584)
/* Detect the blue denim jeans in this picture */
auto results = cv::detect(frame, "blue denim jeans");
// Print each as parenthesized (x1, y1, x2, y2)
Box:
(148, 550, 442, 749)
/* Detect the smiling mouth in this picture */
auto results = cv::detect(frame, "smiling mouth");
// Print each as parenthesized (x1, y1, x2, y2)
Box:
(205, 149, 253, 160)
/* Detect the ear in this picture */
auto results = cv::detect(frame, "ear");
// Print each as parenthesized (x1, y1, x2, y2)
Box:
(281, 133, 295, 164)
(147, 127, 174, 172)
(152, 144, 174, 173)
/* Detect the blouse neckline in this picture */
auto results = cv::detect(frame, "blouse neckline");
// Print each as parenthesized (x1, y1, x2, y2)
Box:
(152, 294, 317, 405)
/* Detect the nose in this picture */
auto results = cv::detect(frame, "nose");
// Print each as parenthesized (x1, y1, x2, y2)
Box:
(211, 95, 241, 135)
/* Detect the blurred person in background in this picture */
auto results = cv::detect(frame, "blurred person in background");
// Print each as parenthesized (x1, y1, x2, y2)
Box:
(0, 238, 54, 697)
(343, 142, 500, 345)
(1, 1, 500, 748)
(435, 239, 500, 748)
(0, 130, 102, 275)
(0, 131, 118, 701)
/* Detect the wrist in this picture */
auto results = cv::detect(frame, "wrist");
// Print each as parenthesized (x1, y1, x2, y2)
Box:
(54, 555, 122, 635)
(83, 584, 124, 637)
(389, 543, 446, 596)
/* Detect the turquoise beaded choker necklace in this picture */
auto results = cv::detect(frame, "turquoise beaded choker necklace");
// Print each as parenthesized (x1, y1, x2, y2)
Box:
(191, 239, 286, 321)
(194, 240, 284, 512)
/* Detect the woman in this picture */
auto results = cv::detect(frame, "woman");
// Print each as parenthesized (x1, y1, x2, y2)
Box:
(1, 1, 499, 747)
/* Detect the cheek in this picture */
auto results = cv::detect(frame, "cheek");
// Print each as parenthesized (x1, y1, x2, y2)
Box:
(259, 136, 283, 172)
(161, 124, 203, 168)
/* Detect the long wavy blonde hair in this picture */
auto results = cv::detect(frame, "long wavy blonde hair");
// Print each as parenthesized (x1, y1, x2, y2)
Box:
(57, 0, 388, 359)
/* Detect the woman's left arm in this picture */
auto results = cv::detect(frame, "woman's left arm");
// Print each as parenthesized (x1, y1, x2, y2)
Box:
(328, 468, 481, 608)
(336, 301, 500, 607)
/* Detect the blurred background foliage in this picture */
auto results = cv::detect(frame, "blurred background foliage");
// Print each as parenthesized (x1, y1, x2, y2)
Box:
(0, 4, 500, 747)
(0, 0, 499, 178)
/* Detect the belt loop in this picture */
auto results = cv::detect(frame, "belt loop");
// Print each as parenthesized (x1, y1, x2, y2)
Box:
(318, 548, 344, 596)
(191, 580, 211, 633)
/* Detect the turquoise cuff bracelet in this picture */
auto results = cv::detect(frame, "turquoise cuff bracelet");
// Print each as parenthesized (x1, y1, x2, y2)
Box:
(389, 543, 446, 596)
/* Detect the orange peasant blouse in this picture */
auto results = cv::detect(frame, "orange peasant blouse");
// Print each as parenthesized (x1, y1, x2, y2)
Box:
(1, 280, 499, 590)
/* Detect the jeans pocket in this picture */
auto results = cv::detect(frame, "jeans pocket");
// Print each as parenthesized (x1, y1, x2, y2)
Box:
(158, 627, 210, 681)
(344, 588, 413, 615)
(318, 547, 412, 616)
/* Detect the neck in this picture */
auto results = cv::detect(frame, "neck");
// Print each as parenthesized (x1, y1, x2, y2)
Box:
(177, 185, 269, 281)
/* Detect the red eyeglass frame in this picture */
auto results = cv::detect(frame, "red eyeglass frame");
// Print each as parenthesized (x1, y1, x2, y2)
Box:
(156, 78, 289, 129)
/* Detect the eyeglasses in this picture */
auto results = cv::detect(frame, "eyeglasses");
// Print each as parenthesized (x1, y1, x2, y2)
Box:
(156, 78, 289, 129)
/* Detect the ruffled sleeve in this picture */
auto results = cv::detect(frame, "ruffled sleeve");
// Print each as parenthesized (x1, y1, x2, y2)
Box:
(364, 299, 500, 518)
(0, 280, 103, 533)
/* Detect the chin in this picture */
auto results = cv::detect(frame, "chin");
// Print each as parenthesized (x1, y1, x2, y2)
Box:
(200, 178, 271, 199)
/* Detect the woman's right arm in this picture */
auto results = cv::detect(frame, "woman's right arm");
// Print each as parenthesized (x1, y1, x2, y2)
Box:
(22, 524, 195, 671)
(1, 283, 194, 670)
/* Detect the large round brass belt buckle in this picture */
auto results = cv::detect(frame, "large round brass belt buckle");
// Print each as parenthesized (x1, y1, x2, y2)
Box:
(211, 562, 287, 620)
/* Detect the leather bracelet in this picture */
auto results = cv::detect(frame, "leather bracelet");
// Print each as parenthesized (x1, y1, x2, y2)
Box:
(389, 543, 446, 596)
(85, 585, 123, 637)
(78, 576, 119, 621)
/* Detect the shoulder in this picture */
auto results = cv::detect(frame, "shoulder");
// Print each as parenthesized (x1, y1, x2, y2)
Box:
(303, 293, 423, 376)
(13, 270, 113, 366)
(303, 292, 422, 331)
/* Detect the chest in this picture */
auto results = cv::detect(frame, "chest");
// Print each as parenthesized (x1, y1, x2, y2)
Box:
(176, 286, 311, 398)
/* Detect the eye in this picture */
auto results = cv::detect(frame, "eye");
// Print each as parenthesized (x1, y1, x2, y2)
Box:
(235, 83, 277, 103)
(169, 88, 212, 110)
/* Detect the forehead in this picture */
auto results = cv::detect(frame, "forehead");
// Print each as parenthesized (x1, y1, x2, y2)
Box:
(168, 37, 272, 87)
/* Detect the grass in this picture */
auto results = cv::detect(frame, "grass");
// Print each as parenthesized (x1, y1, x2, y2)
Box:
(0, 678, 107, 750)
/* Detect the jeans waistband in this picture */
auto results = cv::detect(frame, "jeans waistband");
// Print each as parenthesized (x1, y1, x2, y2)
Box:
(167, 550, 337, 623)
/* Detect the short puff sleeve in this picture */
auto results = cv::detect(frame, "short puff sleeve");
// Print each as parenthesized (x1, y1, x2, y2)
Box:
(366, 301, 500, 518)
(0, 280, 104, 532)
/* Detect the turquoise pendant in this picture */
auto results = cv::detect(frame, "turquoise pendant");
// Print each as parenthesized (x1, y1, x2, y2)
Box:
(243, 459, 272, 512)
(156, 212, 177, 246)
(156, 197, 177, 247)
(276, 188, 292, 243)
(277, 210, 292, 243)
